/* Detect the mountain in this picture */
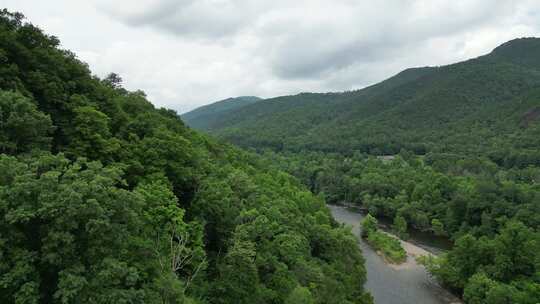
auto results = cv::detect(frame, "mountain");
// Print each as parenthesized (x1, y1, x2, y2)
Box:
(193, 38, 540, 303)
(182, 96, 262, 130)
(189, 39, 540, 303)
(197, 38, 540, 165)
(0, 10, 372, 304)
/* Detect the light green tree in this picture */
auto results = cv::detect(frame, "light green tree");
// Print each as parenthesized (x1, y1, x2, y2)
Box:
(431, 219, 445, 236)
(393, 215, 408, 239)
(463, 272, 496, 304)
(285, 286, 314, 304)
(361, 214, 378, 238)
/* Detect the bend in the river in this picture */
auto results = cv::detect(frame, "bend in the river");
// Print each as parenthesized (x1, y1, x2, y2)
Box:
(329, 205, 462, 304)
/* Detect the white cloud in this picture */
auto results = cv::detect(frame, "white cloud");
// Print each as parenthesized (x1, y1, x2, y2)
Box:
(2, 0, 540, 113)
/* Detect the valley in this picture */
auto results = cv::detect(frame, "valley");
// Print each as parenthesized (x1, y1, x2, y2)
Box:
(184, 38, 540, 303)
(2, 4, 540, 304)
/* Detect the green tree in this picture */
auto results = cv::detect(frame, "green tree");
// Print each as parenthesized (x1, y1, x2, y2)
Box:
(0, 91, 54, 154)
(0, 10, 376, 303)
(213, 239, 261, 304)
(491, 221, 538, 281)
(431, 219, 446, 236)
(0, 154, 147, 303)
(285, 286, 314, 304)
(463, 272, 496, 304)
(393, 215, 408, 239)
(361, 214, 378, 238)
(66, 106, 118, 160)
(135, 178, 206, 301)
(485, 283, 523, 304)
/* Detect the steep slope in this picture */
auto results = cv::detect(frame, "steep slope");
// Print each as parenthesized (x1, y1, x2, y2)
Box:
(0, 10, 372, 304)
(181, 96, 261, 130)
(203, 38, 540, 163)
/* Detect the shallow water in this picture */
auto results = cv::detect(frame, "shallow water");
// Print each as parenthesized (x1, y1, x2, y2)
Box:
(329, 205, 461, 304)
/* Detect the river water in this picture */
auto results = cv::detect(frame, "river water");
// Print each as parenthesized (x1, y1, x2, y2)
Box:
(329, 205, 461, 304)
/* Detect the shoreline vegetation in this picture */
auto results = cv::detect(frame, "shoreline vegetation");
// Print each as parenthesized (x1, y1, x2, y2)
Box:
(361, 214, 407, 264)
(331, 204, 465, 304)
(359, 210, 464, 303)
(259, 148, 539, 302)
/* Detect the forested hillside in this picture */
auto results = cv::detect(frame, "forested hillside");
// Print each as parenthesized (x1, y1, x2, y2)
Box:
(186, 39, 540, 166)
(0, 10, 373, 304)
(188, 39, 540, 303)
(181, 96, 261, 130)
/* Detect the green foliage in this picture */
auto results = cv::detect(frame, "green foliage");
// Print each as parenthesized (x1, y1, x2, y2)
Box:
(0, 91, 54, 154)
(66, 105, 118, 160)
(0, 9, 372, 304)
(213, 239, 261, 304)
(431, 219, 445, 236)
(392, 215, 408, 239)
(361, 215, 406, 263)
(361, 214, 378, 238)
(186, 42, 540, 296)
(463, 272, 497, 304)
(284, 286, 314, 304)
(258, 146, 539, 302)
(463, 272, 538, 304)
(188, 39, 540, 302)
(421, 221, 540, 302)
(0, 154, 202, 303)
(365, 230, 407, 264)
(491, 221, 538, 282)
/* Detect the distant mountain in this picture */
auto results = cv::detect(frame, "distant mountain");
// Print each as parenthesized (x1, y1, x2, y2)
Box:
(182, 96, 262, 130)
(196, 38, 540, 163)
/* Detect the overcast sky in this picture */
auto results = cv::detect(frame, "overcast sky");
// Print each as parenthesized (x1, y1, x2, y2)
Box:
(3, 1, 540, 113)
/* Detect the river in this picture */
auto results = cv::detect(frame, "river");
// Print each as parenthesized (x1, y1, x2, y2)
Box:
(329, 205, 462, 304)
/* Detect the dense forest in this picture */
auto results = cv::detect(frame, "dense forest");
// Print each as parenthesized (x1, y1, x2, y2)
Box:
(185, 40, 540, 302)
(0, 10, 374, 304)
(258, 150, 539, 302)
(189, 39, 540, 167)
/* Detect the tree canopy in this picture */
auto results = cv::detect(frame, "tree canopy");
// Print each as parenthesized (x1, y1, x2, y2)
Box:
(183, 36, 540, 303)
(0, 10, 372, 304)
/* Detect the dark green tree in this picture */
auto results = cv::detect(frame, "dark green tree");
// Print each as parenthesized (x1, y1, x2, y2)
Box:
(213, 239, 261, 304)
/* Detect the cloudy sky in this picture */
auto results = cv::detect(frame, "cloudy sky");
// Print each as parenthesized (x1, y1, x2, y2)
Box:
(3, 1, 540, 113)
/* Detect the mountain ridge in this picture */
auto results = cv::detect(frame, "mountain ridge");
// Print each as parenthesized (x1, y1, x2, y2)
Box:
(181, 96, 262, 130)
(184, 37, 540, 162)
